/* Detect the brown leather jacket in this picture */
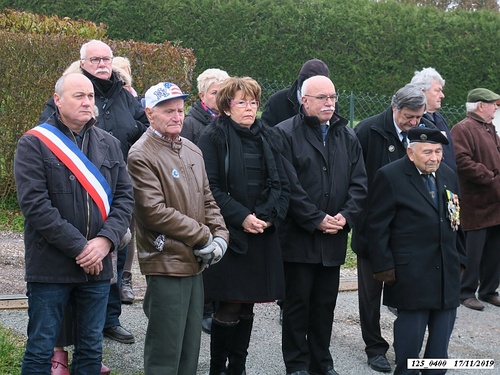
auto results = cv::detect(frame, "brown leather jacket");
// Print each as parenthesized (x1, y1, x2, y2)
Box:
(127, 129, 229, 276)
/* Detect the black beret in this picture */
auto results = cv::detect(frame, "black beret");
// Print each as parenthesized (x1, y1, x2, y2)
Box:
(408, 127, 449, 145)
(297, 59, 330, 87)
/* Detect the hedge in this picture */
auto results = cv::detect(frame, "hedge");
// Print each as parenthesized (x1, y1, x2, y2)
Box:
(1, 0, 499, 105)
(0, 11, 196, 199)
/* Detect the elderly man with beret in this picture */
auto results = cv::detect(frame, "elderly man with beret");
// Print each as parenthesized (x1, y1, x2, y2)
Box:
(365, 127, 466, 374)
(451, 88, 500, 311)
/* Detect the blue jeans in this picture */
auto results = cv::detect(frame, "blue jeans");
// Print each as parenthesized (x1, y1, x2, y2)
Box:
(22, 281, 110, 375)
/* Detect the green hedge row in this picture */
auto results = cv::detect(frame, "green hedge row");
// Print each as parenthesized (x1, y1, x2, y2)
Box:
(2, 0, 499, 106)
(0, 28, 196, 199)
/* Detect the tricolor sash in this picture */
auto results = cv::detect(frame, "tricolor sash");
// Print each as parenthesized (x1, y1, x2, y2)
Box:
(27, 123, 113, 221)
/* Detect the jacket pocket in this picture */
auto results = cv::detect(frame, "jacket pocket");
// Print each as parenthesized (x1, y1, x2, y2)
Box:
(45, 158, 73, 193)
(100, 159, 121, 191)
(394, 252, 411, 265)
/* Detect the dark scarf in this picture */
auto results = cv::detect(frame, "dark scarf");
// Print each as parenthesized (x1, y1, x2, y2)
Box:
(82, 69, 118, 96)
(226, 119, 282, 253)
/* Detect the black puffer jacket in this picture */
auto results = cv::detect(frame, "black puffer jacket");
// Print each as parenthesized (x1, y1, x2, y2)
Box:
(180, 101, 215, 144)
(261, 81, 300, 127)
(39, 69, 149, 160)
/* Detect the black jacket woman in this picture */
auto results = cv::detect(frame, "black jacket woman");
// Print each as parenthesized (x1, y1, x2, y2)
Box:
(198, 76, 290, 375)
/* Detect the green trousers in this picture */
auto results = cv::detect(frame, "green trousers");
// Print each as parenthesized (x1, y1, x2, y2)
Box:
(143, 274, 203, 375)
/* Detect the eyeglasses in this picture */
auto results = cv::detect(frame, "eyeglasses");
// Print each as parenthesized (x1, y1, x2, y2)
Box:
(230, 100, 260, 108)
(304, 94, 339, 102)
(85, 56, 114, 65)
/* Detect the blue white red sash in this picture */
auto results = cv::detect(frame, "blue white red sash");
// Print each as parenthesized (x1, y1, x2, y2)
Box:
(27, 123, 113, 221)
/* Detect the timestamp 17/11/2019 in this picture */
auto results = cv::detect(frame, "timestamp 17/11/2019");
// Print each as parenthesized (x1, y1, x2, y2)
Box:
(407, 359, 495, 369)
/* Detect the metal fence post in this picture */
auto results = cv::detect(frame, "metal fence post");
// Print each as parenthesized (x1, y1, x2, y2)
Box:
(349, 91, 355, 128)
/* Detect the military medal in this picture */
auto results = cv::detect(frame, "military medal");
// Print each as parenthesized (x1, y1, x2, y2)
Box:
(446, 190, 460, 231)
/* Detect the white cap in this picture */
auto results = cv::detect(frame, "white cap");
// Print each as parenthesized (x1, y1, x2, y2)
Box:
(144, 82, 189, 108)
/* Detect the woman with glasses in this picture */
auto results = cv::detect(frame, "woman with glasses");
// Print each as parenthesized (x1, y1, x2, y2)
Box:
(198, 77, 290, 375)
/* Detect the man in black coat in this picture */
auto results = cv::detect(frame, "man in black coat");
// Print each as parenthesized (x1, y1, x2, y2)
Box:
(261, 59, 330, 127)
(276, 75, 367, 375)
(262, 58, 331, 324)
(352, 84, 429, 373)
(366, 127, 466, 375)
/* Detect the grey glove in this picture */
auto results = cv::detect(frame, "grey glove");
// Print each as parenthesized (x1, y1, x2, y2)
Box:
(373, 268, 396, 286)
(194, 233, 214, 265)
(194, 236, 227, 268)
(210, 237, 227, 266)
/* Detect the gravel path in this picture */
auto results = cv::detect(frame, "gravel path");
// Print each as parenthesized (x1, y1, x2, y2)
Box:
(0, 232, 498, 374)
(1, 293, 498, 374)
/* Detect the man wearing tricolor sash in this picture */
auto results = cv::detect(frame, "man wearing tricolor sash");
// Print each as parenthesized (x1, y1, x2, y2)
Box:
(15, 73, 134, 374)
(39, 41, 148, 353)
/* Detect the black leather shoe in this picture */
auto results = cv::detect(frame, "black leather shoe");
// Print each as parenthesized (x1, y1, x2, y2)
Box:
(103, 325, 135, 344)
(368, 354, 391, 373)
(202, 316, 212, 334)
(279, 307, 283, 325)
(479, 294, 500, 307)
(286, 371, 310, 375)
(310, 369, 338, 375)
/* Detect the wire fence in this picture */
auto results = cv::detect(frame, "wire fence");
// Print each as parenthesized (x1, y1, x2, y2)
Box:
(259, 79, 466, 128)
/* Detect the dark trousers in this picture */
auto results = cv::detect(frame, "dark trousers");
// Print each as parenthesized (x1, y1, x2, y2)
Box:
(282, 262, 340, 373)
(143, 274, 203, 374)
(105, 245, 126, 328)
(461, 225, 500, 300)
(357, 256, 390, 358)
(393, 308, 456, 375)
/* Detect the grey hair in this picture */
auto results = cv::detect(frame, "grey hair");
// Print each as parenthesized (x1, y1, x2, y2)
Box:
(54, 74, 67, 96)
(197, 68, 229, 94)
(466, 102, 479, 112)
(391, 84, 427, 111)
(410, 67, 445, 91)
(80, 39, 113, 60)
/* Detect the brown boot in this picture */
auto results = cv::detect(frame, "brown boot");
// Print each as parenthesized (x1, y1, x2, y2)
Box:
(120, 272, 135, 304)
(51, 350, 70, 375)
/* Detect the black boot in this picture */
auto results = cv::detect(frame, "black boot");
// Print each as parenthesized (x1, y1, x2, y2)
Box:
(209, 316, 238, 375)
(227, 314, 254, 375)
